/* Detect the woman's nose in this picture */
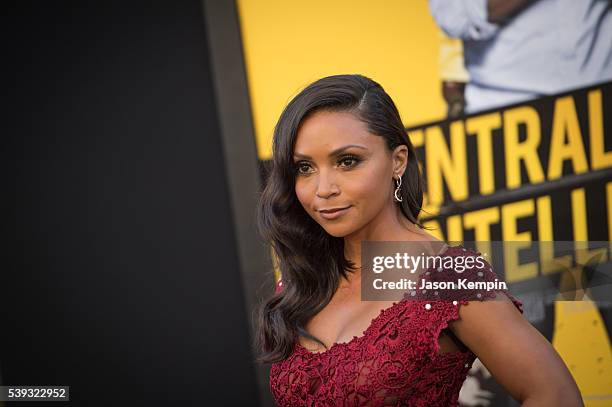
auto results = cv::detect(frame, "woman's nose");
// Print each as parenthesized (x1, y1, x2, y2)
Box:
(315, 171, 340, 198)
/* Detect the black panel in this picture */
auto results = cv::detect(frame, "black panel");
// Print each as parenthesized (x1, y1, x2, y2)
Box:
(1, 1, 259, 405)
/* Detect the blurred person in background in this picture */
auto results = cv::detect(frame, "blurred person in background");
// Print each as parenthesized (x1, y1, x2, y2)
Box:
(429, 0, 612, 113)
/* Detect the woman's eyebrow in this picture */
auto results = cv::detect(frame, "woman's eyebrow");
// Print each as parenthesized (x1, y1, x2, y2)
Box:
(293, 144, 368, 159)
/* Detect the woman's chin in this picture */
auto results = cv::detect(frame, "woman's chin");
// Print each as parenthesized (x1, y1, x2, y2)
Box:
(321, 224, 354, 238)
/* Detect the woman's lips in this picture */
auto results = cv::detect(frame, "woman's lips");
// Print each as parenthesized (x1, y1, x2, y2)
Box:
(318, 206, 351, 220)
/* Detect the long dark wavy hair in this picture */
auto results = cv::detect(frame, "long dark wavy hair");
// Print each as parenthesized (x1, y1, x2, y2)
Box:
(255, 74, 426, 363)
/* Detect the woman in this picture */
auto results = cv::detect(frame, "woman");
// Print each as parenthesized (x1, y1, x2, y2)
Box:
(255, 74, 582, 406)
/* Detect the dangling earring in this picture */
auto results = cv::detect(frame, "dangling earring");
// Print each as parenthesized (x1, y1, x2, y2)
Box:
(394, 176, 403, 202)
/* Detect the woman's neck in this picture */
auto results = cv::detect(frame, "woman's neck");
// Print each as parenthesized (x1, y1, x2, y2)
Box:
(343, 205, 423, 269)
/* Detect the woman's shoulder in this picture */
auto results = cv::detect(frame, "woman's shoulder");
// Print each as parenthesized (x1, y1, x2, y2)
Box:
(416, 244, 523, 313)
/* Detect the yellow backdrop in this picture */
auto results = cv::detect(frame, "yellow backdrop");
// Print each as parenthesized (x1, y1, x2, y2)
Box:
(236, 0, 446, 161)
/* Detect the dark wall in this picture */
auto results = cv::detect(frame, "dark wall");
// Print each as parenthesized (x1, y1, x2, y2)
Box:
(2, 1, 260, 405)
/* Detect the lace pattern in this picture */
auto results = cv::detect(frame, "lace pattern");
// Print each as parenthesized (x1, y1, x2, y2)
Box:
(270, 246, 523, 406)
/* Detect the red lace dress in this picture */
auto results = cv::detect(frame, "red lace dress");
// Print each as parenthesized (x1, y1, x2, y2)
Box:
(269, 245, 523, 406)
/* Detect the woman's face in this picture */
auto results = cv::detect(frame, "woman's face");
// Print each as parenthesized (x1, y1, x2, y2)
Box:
(293, 110, 406, 238)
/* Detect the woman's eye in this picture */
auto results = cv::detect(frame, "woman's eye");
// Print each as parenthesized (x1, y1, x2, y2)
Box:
(339, 156, 359, 168)
(296, 163, 312, 174)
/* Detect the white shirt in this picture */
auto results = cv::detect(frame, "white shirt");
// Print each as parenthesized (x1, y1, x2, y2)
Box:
(429, 0, 612, 113)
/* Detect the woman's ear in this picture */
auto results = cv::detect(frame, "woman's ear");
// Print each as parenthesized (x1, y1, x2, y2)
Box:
(392, 145, 408, 177)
